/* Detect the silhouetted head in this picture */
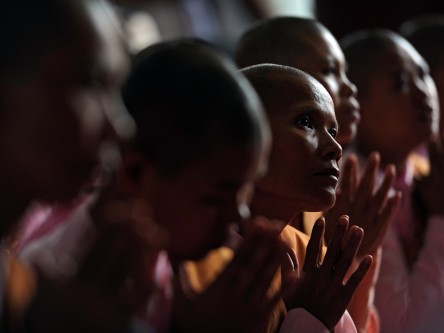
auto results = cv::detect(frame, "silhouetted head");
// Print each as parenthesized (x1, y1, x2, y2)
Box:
(122, 40, 271, 261)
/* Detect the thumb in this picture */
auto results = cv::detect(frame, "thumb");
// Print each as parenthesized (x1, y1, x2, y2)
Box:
(281, 247, 299, 288)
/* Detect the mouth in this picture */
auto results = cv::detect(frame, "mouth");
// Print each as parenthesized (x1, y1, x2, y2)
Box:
(419, 104, 434, 122)
(314, 167, 340, 184)
(339, 102, 361, 123)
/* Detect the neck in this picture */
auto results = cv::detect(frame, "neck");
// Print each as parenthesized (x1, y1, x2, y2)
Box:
(250, 188, 301, 232)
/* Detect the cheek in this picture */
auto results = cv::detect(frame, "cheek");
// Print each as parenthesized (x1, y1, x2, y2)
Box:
(319, 77, 341, 103)
(70, 91, 106, 145)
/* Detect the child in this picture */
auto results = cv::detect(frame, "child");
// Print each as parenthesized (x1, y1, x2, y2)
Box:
(342, 29, 444, 333)
(0, 0, 153, 332)
(235, 17, 400, 332)
(239, 64, 372, 333)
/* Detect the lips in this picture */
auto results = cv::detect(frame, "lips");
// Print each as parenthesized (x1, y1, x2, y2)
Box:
(314, 167, 340, 184)
(339, 102, 361, 123)
(418, 103, 434, 122)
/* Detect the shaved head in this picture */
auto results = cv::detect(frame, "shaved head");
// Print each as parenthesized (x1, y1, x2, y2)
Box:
(341, 29, 407, 95)
(123, 40, 269, 175)
(240, 64, 333, 116)
(235, 17, 327, 69)
(400, 16, 444, 72)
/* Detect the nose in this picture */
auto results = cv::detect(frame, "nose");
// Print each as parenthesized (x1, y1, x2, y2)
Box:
(320, 131, 342, 162)
(103, 94, 136, 144)
(340, 74, 358, 98)
(224, 191, 252, 226)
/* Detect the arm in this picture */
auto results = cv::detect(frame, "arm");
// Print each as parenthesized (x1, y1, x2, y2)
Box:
(376, 136, 444, 332)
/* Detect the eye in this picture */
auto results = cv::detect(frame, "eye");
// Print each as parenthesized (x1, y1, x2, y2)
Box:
(295, 116, 314, 129)
(329, 127, 338, 139)
(321, 65, 337, 75)
(393, 72, 410, 92)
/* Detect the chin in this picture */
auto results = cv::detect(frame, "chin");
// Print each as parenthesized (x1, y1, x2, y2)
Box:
(306, 190, 336, 212)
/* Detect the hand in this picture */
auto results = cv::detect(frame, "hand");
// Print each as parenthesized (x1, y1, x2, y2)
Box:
(26, 181, 167, 333)
(324, 152, 401, 257)
(283, 216, 372, 331)
(172, 217, 288, 333)
(416, 135, 444, 216)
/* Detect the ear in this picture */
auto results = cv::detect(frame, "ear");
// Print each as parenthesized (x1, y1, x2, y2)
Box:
(117, 150, 157, 197)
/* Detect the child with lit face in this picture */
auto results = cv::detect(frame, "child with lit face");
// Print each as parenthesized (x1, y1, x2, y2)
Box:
(242, 64, 372, 333)
(342, 29, 444, 333)
(244, 65, 342, 219)
(236, 17, 360, 148)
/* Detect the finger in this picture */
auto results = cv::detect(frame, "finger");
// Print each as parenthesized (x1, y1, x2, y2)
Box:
(372, 164, 396, 212)
(332, 226, 364, 283)
(376, 191, 401, 237)
(339, 155, 358, 199)
(322, 216, 349, 271)
(304, 218, 325, 269)
(355, 152, 379, 204)
(343, 255, 373, 300)
(281, 248, 299, 288)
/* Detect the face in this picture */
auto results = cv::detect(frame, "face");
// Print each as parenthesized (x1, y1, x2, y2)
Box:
(291, 28, 360, 147)
(0, 1, 133, 203)
(257, 77, 342, 213)
(431, 63, 444, 135)
(147, 143, 270, 262)
(357, 37, 438, 159)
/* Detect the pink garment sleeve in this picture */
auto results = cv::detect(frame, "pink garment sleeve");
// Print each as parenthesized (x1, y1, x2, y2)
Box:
(375, 215, 444, 332)
(279, 308, 357, 333)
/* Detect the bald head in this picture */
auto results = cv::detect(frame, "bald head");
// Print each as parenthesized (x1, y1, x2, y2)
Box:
(240, 64, 333, 116)
(341, 29, 408, 95)
(123, 39, 269, 175)
(235, 17, 328, 69)
(400, 16, 444, 73)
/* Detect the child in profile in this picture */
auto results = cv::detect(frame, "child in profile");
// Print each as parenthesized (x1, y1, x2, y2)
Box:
(343, 28, 444, 333)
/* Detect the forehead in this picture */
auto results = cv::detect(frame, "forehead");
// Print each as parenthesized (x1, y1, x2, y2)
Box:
(277, 75, 335, 119)
(375, 37, 427, 73)
(300, 27, 345, 64)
